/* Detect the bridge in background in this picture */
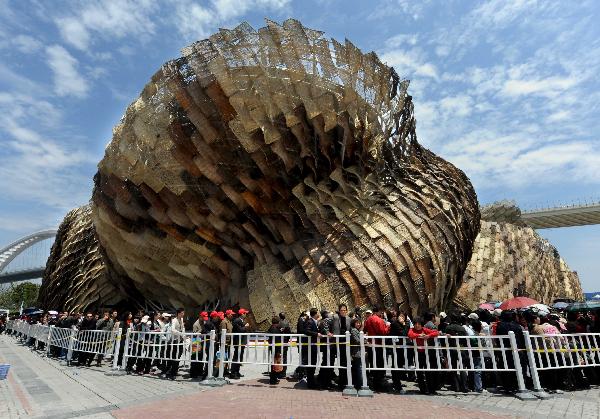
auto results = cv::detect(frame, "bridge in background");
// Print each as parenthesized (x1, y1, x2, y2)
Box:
(521, 201, 600, 229)
(0, 230, 56, 285)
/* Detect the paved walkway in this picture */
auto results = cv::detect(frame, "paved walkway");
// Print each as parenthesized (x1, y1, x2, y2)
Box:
(1, 334, 599, 418)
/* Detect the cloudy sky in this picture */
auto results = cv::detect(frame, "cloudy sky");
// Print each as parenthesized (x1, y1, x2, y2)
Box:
(0, 0, 598, 291)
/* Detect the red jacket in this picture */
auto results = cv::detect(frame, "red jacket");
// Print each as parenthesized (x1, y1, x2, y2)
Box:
(408, 327, 439, 351)
(363, 314, 390, 337)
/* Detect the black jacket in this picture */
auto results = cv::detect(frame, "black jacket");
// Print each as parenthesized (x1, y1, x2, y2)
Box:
(296, 317, 306, 334)
(389, 320, 409, 337)
(495, 320, 525, 349)
(304, 317, 319, 345)
(445, 323, 467, 336)
(267, 324, 282, 355)
(79, 318, 97, 331)
(232, 317, 247, 345)
(203, 319, 216, 334)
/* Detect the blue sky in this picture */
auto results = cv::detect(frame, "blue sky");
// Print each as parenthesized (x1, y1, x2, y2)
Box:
(0, 0, 598, 291)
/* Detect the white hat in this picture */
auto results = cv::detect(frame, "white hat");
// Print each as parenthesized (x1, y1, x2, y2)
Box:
(162, 312, 172, 317)
(141, 315, 149, 323)
(468, 313, 479, 320)
(365, 310, 373, 315)
(439, 312, 447, 319)
(493, 308, 502, 316)
(48, 310, 58, 315)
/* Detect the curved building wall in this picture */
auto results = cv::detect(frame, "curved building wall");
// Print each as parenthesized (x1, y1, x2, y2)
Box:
(457, 220, 583, 308)
(39, 20, 481, 325)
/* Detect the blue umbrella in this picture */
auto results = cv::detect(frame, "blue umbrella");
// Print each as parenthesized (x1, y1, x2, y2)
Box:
(567, 301, 600, 312)
(22, 307, 39, 314)
(553, 302, 570, 309)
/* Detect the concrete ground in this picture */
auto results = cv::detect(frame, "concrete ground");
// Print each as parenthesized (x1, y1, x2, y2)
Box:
(1, 334, 599, 419)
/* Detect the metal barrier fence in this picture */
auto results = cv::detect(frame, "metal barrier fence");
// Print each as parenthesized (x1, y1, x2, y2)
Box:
(524, 330, 600, 395)
(72, 329, 117, 358)
(5, 321, 118, 365)
(48, 326, 74, 351)
(219, 332, 354, 393)
(122, 330, 356, 392)
(123, 330, 210, 369)
(6, 320, 600, 399)
(363, 332, 531, 397)
(10, 320, 31, 341)
(30, 324, 51, 345)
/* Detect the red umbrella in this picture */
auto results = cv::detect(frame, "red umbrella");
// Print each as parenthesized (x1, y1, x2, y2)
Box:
(499, 297, 538, 310)
(478, 303, 495, 310)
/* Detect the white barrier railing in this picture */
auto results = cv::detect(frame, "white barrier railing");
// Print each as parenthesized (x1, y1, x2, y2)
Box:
(30, 324, 51, 345)
(224, 333, 348, 364)
(523, 330, 600, 395)
(73, 329, 117, 357)
(13, 320, 31, 341)
(7, 321, 119, 364)
(48, 326, 74, 351)
(123, 330, 210, 367)
(6, 319, 600, 399)
(362, 331, 531, 397)
(527, 332, 600, 370)
(365, 333, 519, 371)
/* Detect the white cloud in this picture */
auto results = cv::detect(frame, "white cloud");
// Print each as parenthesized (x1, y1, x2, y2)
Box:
(380, 48, 439, 80)
(0, 63, 43, 96)
(55, 17, 90, 51)
(384, 34, 418, 49)
(470, 0, 540, 28)
(46, 45, 89, 98)
(502, 75, 581, 97)
(434, 45, 450, 57)
(0, 86, 94, 211)
(173, 2, 215, 41)
(174, 0, 290, 41)
(55, 0, 158, 50)
(438, 94, 473, 118)
(212, 0, 290, 20)
(12, 35, 43, 54)
(430, 1, 557, 63)
(368, 0, 430, 21)
(546, 110, 571, 123)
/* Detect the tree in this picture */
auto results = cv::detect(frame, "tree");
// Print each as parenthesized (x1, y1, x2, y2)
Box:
(0, 282, 40, 312)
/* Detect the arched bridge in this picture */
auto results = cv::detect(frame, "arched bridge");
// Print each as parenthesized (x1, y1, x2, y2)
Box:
(0, 230, 57, 284)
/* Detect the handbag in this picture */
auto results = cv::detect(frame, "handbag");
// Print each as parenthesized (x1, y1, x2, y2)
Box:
(190, 337, 202, 354)
(272, 353, 283, 373)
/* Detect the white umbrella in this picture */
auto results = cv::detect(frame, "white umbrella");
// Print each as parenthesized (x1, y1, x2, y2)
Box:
(529, 303, 551, 312)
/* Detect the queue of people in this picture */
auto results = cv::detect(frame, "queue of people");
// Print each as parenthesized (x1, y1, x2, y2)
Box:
(4, 304, 600, 397)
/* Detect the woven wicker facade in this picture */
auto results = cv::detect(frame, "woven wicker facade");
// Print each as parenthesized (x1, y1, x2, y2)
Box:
(39, 205, 128, 312)
(39, 20, 480, 324)
(457, 219, 583, 308)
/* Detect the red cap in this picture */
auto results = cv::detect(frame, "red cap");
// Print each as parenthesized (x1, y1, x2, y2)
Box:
(238, 308, 249, 315)
(202, 316, 209, 321)
(218, 311, 224, 319)
(225, 309, 235, 316)
(210, 311, 219, 318)
(200, 311, 208, 317)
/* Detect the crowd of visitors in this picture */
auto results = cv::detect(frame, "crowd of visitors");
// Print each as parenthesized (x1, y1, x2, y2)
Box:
(4, 303, 600, 396)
